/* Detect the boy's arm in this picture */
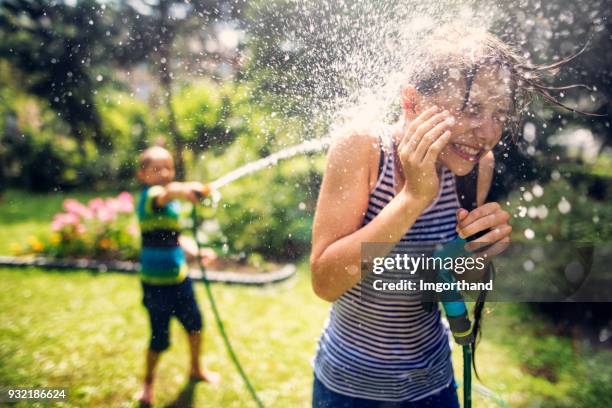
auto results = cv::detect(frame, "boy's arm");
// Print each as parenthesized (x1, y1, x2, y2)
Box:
(179, 235, 199, 259)
(153, 182, 210, 208)
(179, 235, 218, 265)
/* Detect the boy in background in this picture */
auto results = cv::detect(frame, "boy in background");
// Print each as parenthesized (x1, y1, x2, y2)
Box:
(136, 146, 219, 405)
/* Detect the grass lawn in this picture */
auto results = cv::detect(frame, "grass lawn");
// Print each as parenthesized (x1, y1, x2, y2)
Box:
(1, 190, 610, 407)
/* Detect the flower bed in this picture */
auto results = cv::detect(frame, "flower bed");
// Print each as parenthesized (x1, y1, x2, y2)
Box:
(13, 192, 140, 261)
(8, 193, 295, 283)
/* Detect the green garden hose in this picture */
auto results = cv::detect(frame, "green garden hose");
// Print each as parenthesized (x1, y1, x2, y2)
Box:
(463, 345, 472, 408)
(191, 206, 264, 408)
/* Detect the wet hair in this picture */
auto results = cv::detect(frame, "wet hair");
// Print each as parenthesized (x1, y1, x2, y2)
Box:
(409, 25, 598, 379)
(138, 146, 173, 170)
(409, 25, 598, 143)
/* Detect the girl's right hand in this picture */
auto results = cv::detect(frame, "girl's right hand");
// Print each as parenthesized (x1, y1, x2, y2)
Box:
(397, 106, 454, 207)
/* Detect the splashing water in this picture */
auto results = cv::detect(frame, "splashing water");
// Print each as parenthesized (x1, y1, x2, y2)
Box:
(246, 0, 504, 137)
(210, 2, 503, 191)
(208, 0, 607, 255)
(209, 137, 331, 190)
(244, 0, 606, 175)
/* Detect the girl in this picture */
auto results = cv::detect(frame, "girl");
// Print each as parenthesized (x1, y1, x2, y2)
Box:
(310, 26, 583, 407)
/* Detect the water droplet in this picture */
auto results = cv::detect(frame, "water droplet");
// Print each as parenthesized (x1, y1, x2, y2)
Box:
(558, 197, 571, 214)
(532, 184, 544, 197)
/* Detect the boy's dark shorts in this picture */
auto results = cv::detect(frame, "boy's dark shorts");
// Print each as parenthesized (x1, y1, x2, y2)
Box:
(142, 277, 203, 352)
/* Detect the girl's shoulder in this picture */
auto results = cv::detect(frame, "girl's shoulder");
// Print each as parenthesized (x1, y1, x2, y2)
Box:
(326, 125, 389, 191)
(327, 125, 387, 161)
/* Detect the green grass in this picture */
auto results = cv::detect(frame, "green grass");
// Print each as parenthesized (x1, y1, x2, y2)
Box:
(0, 266, 328, 407)
(1, 190, 611, 407)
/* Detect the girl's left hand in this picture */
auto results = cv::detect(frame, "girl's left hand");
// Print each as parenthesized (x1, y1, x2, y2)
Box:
(456, 202, 512, 257)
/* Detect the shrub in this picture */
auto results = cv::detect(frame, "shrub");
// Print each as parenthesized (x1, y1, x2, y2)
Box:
(505, 177, 612, 242)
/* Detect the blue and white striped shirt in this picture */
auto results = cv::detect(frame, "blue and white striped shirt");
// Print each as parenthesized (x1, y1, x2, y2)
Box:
(313, 129, 460, 401)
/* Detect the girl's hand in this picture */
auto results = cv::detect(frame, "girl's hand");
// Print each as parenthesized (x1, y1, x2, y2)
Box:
(397, 106, 454, 207)
(456, 203, 512, 257)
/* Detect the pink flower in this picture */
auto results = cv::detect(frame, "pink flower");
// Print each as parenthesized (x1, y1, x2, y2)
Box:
(112, 193, 135, 213)
(97, 207, 116, 222)
(118, 201, 134, 213)
(88, 198, 106, 213)
(117, 192, 133, 204)
(51, 213, 79, 232)
(63, 199, 93, 219)
(51, 215, 65, 232)
(105, 197, 131, 216)
(105, 198, 121, 213)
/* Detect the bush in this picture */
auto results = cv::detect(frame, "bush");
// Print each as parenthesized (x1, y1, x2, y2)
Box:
(192, 101, 324, 259)
(0, 72, 150, 191)
(505, 177, 612, 242)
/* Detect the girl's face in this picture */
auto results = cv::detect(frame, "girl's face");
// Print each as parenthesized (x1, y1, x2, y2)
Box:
(409, 66, 513, 176)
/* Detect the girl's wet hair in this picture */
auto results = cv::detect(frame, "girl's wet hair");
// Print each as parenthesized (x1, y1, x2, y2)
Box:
(410, 25, 597, 142)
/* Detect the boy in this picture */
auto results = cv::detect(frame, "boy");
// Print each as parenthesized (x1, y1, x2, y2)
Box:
(136, 146, 220, 405)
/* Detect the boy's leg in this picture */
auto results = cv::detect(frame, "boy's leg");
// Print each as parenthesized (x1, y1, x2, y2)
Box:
(187, 331, 220, 383)
(175, 277, 220, 384)
(139, 283, 173, 404)
(139, 349, 160, 405)
(144, 349, 161, 384)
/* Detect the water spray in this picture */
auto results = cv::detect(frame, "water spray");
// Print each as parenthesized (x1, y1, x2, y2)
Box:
(209, 137, 331, 191)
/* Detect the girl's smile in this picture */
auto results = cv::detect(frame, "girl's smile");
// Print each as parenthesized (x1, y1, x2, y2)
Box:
(448, 141, 485, 163)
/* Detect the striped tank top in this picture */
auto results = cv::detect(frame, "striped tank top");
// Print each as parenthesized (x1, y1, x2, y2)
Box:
(313, 129, 461, 401)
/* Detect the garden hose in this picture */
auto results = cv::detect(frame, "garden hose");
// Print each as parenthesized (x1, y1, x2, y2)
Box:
(463, 344, 472, 408)
(191, 205, 265, 408)
(431, 237, 474, 408)
(431, 236, 509, 408)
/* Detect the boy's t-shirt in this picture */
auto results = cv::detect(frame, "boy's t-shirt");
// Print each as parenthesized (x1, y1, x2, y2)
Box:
(137, 185, 188, 285)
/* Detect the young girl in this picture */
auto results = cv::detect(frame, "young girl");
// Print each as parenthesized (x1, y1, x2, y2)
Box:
(310, 26, 580, 407)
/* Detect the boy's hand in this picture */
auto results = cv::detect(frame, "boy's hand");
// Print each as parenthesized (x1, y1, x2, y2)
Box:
(199, 247, 218, 267)
(182, 182, 206, 203)
(456, 202, 512, 258)
(166, 182, 209, 204)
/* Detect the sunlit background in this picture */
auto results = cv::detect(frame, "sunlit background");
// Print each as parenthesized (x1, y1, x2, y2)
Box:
(0, 0, 611, 407)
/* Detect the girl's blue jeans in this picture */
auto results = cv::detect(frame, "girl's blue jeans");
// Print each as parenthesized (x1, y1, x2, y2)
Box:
(312, 374, 460, 408)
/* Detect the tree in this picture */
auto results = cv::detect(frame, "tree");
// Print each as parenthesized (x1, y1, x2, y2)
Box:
(112, 0, 247, 179)
(0, 0, 120, 148)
